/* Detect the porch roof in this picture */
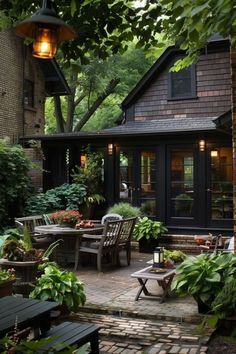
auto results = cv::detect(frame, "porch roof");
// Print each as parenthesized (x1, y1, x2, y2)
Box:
(23, 116, 216, 141)
(38, 58, 71, 96)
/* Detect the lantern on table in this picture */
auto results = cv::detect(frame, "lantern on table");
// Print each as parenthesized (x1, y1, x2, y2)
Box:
(153, 247, 164, 268)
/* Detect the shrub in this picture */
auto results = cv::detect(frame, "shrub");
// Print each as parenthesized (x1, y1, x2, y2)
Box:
(107, 202, 141, 218)
(24, 183, 87, 215)
(0, 139, 33, 227)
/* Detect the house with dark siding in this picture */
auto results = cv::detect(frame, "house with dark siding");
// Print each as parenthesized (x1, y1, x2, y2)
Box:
(25, 36, 233, 235)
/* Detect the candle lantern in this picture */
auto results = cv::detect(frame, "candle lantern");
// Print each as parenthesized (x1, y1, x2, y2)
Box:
(153, 247, 164, 268)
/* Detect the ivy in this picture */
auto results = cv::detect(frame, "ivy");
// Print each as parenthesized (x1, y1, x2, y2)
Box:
(0, 139, 33, 228)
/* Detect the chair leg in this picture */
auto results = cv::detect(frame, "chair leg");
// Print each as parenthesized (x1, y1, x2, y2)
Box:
(97, 254, 102, 272)
(127, 245, 131, 266)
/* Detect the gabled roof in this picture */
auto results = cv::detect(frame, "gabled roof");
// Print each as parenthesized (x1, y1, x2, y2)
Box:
(122, 37, 230, 109)
(37, 58, 71, 96)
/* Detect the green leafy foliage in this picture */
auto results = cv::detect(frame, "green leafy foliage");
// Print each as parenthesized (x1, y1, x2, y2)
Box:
(25, 183, 87, 215)
(30, 263, 86, 312)
(133, 217, 168, 241)
(107, 202, 141, 218)
(0, 335, 77, 353)
(172, 253, 236, 309)
(72, 148, 105, 206)
(164, 249, 187, 263)
(211, 277, 236, 319)
(0, 139, 33, 228)
(0, 268, 15, 284)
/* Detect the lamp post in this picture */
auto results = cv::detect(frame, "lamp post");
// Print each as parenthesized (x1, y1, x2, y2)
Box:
(15, 0, 76, 59)
(153, 247, 164, 268)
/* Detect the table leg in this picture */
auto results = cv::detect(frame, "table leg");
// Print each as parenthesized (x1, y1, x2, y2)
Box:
(74, 237, 80, 271)
(157, 274, 175, 303)
(135, 279, 150, 301)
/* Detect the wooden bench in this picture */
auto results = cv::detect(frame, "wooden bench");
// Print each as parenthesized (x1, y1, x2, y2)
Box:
(38, 321, 100, 353)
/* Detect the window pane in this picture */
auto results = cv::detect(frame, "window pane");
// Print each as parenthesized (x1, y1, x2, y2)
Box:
(211, 147, 233, 220)
(170, 149, 194, 217)
(140, 151, 156, 216)
(170, 67, 193, 98)
(120, 151, 133, 203)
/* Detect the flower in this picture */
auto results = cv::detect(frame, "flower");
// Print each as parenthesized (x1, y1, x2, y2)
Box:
(51, 210, 82, 225)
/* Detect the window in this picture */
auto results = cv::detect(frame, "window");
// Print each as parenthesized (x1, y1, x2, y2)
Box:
(24, 80, 34, 107)
(168, 64, 196, 100)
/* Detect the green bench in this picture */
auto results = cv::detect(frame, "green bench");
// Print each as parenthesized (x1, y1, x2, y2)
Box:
(39, 321, 100, 353)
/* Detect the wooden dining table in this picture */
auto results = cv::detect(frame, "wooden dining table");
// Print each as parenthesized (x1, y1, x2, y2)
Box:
(0, 296, 59, 338)
(35, 224, 104, 270)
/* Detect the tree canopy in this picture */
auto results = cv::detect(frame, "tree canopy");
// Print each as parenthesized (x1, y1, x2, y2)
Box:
(1, 0, 164, 63)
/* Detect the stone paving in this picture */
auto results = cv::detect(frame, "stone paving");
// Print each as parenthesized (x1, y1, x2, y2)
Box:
(64, 250, 214, 353)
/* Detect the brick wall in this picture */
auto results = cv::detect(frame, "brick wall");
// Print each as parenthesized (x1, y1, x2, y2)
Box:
(133, 52, 231, 121)
(0, 29, 45, 142)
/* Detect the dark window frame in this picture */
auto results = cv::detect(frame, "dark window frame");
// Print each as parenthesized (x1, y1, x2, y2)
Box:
(24, 79, 34, 108)
(168, 64, 197, 100)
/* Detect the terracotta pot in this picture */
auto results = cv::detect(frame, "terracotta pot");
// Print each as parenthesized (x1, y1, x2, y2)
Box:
(0, 279, 15, 297)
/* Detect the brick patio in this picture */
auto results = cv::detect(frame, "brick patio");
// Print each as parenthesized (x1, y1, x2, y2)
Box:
(61, 250, 215, 353)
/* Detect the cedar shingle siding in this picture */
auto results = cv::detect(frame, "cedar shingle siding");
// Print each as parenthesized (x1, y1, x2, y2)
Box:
(133, 52, 231, 121)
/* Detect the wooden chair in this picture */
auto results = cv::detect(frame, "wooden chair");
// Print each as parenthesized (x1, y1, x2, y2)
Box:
(116, 217, 137, 266)
(14, 215, 52, 249)
(79, 219, 123, 272)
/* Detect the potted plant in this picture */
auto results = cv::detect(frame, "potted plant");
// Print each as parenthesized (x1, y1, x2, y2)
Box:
(171, 252, 236, 314)
(0, 268, 16, 297)
(50, 210, 82, 227)
(133, 217, 168, 253)
(30, 263, 86, 313)
(0, 227, 60, 296)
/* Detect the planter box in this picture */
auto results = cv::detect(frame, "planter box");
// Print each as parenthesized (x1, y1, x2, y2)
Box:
(138, 238, 161, 253)
(0, 279, 15, 297)
(0, 259, 40, 296)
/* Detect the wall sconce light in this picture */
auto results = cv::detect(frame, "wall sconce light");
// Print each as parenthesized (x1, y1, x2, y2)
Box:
(108, 143, 114, 155)
(211, 150, 218, 157)
(153, 247, 164, 268)
(80, 154, 87, 168)
(15, 0, 76, 59)
(199, 140, 205, 152)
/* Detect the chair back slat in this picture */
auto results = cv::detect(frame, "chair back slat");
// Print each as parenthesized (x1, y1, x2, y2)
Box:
(119, 217, 137, 243)
(100, 220, 123, 249)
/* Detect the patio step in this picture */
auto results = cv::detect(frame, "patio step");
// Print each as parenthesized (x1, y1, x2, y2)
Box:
(132, 234, 202, 255)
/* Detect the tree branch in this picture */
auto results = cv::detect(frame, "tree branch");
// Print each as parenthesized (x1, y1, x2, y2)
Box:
(74, 78, 120, 131)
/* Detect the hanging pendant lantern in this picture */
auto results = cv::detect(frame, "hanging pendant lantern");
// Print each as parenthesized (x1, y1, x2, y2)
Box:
(15, 0, 76, 59)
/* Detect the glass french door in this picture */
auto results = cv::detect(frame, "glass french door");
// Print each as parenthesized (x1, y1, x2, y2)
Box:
(168, 147, 196, 226)
(119, 149, 157, 217)
(207, 147, 233, 228)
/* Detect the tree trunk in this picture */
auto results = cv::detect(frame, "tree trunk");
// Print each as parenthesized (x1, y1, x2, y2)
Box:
(230, 42, 236, 253)
(53, 96, 65, 132)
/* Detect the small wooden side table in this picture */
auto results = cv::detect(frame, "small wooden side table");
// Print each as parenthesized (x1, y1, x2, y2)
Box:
(131, 266, 175, 303)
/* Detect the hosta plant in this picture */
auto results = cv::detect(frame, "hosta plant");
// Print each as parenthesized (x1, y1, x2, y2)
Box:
(172, 252, 236, 310)
(133, 217, 168, 241)
(30, 263, 86, 312)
